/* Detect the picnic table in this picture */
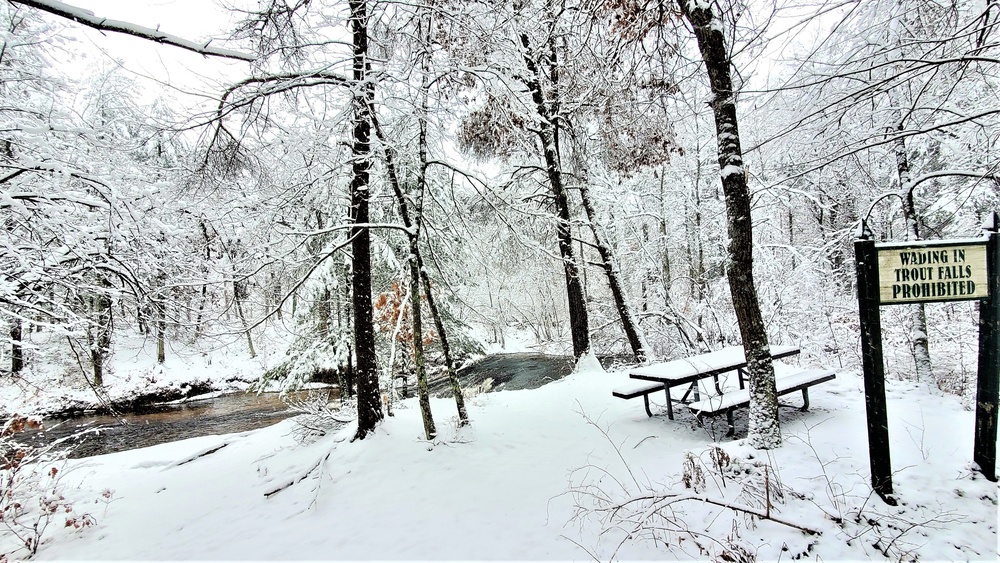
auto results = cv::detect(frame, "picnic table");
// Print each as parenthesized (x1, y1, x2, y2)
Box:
(614, 345, 802, 419)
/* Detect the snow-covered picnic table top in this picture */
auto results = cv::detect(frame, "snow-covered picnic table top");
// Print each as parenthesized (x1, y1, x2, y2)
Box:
(629, 345, 800, 382)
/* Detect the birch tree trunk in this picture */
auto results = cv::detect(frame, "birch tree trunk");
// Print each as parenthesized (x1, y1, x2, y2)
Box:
(887, 7, 933, 381)
(894, 128, 933, 381)
(677, 0, 781, 449)
(349, 0, 383, 439)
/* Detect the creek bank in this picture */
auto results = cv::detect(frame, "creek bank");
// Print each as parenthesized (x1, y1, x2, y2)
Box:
(23, 387, 337, 458)
(12, 378, 252, 420)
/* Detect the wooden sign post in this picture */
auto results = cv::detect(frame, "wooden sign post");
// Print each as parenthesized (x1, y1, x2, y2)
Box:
(854, 212, 999, 505)
(975, 213, 999, 482)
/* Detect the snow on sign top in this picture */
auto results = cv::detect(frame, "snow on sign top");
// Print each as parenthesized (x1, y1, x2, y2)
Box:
(876, 240, 989, 304)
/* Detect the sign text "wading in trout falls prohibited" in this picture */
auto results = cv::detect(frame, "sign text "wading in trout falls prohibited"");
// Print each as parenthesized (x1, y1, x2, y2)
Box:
(877, 241, 989, 304)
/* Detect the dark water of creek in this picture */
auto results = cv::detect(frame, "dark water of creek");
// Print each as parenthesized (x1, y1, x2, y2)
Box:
(24, 389, 336, 459)
(26, 353, 616, 458)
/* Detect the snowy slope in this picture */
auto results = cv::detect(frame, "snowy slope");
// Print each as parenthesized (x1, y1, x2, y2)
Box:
(18, 357, 999, 561)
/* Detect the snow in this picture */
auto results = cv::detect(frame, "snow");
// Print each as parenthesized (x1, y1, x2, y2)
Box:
(573, 348, 606, 375)
(720, 163, 745, 179)
(0, 328, 278, 417)
(13, 358, 997, 561)
(877, 236, 989, 248)
(630, 344, 798, 380)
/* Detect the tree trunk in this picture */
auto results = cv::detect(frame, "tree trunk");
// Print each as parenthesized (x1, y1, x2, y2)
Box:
(364, 65, 468, 426)
(195, 220, 212, 339)
(10, 317, 23, 374)
(678, 0, 781, 449)
(409, 244, 436, 440)
(687, 160, 706, 305)
(659, 171, 671, 303)
(411, 12, 437, 440)
(579, 182, 649, 362)
(233, 285, 256, 359)
(318, 287, 331, 340)
(89, 281, 112, 387)
(418, 260, 469, 425)
(349, 0, 383, 440)
(519, 32, 590, 358)
(364, 52, 441, 435)
(894, 123, 933, 382)
(156, 299, 166, 364)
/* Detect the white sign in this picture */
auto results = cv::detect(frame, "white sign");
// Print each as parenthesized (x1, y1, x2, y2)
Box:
(877, 242, 989, 304)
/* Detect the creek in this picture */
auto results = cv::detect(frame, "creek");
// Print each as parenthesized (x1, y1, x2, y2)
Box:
(27, 352, 603, 458)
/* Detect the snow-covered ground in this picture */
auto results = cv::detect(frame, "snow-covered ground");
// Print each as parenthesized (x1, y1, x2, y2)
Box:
(10, 354, 996, 561)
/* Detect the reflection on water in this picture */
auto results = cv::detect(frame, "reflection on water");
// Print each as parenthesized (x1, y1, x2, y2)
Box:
(428, 353, 576, 395)
(26, 388, 338, 459)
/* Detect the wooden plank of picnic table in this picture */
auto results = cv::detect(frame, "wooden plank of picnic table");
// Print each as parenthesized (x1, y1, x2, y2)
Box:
(628, 345, 800, 382)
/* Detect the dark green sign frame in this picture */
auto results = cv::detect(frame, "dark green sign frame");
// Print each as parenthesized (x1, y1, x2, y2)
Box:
(854, 212, 999, 505)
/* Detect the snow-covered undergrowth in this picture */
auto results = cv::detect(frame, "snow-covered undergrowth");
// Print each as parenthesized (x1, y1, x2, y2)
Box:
(15, 359, 999, 561)
(0, 328, 285, 417)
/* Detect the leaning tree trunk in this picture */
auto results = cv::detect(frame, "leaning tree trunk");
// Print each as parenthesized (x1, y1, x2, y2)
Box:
(578, 182, 649, 363)
(407, 11, 437, 441)
(408, 241, 436, 440)
(418, 259, 469, 424)
(365, 50, 468, 426)
(349, 0, 383, 440)
(364, 79, 441, 436)
(519, 32, 590, 358)
(678, 0, 781, 449)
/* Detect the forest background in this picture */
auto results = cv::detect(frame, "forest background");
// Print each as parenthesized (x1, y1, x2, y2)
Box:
(1, 0, 998, 441)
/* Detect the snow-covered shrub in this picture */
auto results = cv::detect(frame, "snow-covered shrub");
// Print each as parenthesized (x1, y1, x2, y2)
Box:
(284, 392, 353, 443)
(260, 336, 350, 394)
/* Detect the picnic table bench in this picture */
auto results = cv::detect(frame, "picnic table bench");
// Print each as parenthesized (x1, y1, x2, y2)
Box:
(612, 345, 836, 432)
(688, 367, 836, 435)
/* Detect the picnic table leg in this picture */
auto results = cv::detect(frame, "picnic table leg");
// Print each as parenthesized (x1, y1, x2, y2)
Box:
(737, 368, 746, 390)
(680, 382, 701, 402)
(664, 384, 674, 420)
(712, 374, 724, 395)
(642, 394, 653, 418)
(725, 408, 736, 437)
(800, 388, 810, 411)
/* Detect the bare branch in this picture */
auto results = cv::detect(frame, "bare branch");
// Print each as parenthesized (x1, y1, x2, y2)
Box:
(10, 0, 255, 62)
